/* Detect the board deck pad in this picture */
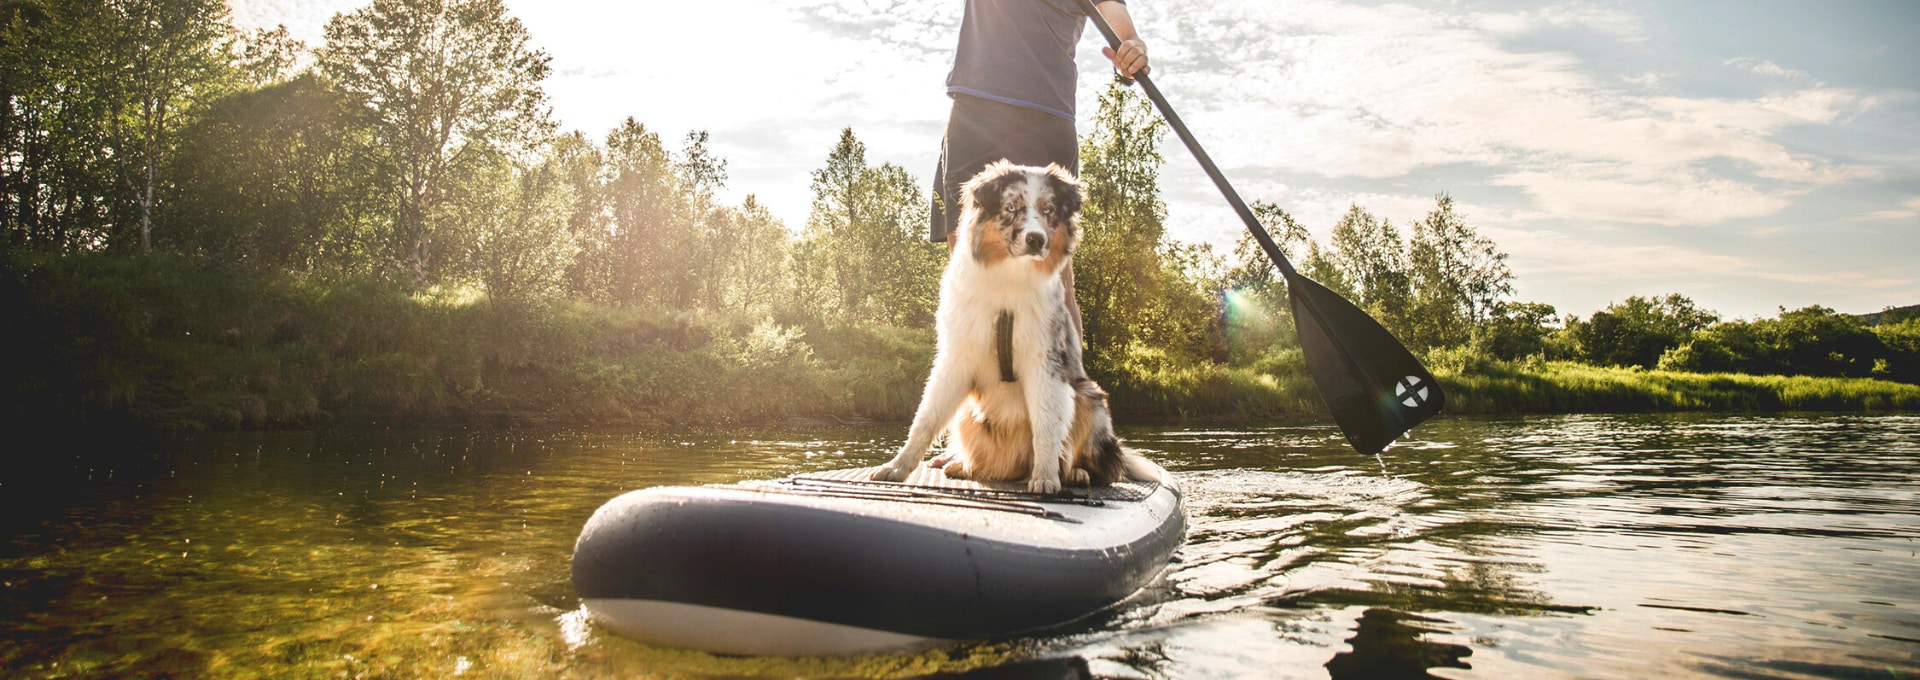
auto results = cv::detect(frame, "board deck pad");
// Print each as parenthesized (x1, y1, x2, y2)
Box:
(777, 465, 1160, 503)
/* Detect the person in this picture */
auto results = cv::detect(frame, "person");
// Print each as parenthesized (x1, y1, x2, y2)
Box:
(929, 0, 1149, 336)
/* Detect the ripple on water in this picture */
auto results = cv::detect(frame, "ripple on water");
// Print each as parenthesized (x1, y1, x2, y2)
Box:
(2, 414, 1918, 678)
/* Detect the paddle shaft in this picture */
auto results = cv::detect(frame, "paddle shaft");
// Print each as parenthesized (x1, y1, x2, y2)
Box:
(1073, 0, 1444, 455)
(1073, 0, 1297, 279)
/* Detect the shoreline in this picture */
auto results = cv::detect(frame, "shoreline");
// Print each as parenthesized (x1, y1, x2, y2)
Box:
(8, 254, 1917, 435)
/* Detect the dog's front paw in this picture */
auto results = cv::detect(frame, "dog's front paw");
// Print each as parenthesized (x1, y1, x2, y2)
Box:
(869, 460, 914, 482)
(927, 451, 954, 469)
(1027, 476, 1062, 495)
(1065, 468, 1091, 486)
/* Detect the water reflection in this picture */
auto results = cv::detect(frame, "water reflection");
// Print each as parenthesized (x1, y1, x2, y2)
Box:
(921, 655, 1094, 679)
(1323, 609, 1471, 680)
(0, 414, 1917, 678)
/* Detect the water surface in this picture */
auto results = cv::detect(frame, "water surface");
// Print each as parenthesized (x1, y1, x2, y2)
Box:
(2, 414, 1916, 678)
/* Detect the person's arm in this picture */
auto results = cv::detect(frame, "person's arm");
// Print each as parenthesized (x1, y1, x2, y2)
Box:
(1095, 1, 1149, 77)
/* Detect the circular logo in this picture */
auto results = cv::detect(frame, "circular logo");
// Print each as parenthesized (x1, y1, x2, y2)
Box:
(1396, 375, 1430, 409)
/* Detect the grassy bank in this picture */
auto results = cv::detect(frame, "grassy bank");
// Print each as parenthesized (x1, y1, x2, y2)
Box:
(2, 253, 936, 430)
(1438, 359, 1920, 414)
(6, 253, 1915, 432)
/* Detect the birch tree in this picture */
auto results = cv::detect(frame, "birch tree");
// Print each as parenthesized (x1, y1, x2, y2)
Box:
(318, 0, 553, 287)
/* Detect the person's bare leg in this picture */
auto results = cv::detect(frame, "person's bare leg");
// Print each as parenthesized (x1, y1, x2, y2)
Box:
(1060, 260, 1083, 339)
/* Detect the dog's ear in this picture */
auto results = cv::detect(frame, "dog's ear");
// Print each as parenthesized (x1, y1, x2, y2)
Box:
(1042, 163, 1084, 224)
(961, 161, 1021, 263)
(962, 160, 1021, 218)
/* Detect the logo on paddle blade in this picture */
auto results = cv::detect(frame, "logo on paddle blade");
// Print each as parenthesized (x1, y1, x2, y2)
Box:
(1396, 375, 1430, 409)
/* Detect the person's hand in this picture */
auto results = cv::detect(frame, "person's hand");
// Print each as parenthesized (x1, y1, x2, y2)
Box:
(1102, 37, 1149, 78)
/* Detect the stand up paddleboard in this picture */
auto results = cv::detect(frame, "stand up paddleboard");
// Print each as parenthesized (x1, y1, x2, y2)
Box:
(571, 464, 1184, 656)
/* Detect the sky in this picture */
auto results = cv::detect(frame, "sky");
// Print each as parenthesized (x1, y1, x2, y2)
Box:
(225, 0, 1920, 320)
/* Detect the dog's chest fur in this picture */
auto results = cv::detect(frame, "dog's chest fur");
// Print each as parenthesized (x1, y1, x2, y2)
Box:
(938, 263, 1070, 404)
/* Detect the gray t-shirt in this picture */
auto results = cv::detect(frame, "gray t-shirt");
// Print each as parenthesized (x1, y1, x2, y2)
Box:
(946, 0, 1124, 121)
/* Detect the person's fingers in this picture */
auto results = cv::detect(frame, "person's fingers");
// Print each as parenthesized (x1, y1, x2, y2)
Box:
(1104, 41, 1151, 76)
(1122, 41, 1148, 75)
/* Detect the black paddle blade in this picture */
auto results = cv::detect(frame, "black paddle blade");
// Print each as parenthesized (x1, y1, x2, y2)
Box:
(1286, 272, 1445, 455)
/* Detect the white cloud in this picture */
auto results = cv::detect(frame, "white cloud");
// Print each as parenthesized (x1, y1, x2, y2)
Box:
(1130, 0, 1877, 227)
(1476, 3, 1647, 43)
(1757, 271, 1914, 289)
(1497, 228, 1751, 282)
(1862, 197, 1920, 221)
(1724, 57, 1819, 85)
(1493, 168, 1794, 226)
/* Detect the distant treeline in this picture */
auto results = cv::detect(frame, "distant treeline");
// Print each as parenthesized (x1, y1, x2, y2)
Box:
(3, 0, 1914, 429)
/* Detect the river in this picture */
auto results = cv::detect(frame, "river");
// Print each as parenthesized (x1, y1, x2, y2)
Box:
(2, 413, 1916, 678)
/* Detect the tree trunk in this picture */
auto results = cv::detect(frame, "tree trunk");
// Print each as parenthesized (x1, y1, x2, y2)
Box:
(140, 149, 154, 253)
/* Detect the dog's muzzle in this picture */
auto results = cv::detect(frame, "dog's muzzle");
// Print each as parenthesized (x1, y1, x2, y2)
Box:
(1021, 232, 1047, 256)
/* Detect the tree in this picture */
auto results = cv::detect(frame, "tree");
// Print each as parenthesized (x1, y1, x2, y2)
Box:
(1220, 201, 1308, 365)
(1570, 294, 1717, 368)
(1075, 80, 1192, 366)
(3, 0, 230, 252)
(1, 0, 79, 248)
(796, 127, 941, 327)
(1328, 204, 1412, 336)
(233, 25, 304, 88)
(1875, 318, 1920, 383)
(1473, 301, 1559, 361)
(317, 0, 554, 287)
(97, 0, 236, 253)
(166, 73, 375, 274)
(1660, 306, 1895, 380)
(598, 118, 679, 305)
(1766, 305, 1886, 378)
(670, 130, 729, 310)
(463, 154, 577, 304)
(1408, 194, 1511, 350)
(718, 195, 793, 316)
(546, 130, 610, 300)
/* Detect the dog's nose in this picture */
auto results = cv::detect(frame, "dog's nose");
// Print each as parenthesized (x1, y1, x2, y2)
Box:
(1023, 232, 1046, 254)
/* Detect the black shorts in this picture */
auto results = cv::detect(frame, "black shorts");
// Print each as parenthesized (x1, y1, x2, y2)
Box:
(929, 94, 1080, 242)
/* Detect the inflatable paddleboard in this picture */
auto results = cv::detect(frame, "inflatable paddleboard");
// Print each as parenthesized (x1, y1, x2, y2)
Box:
(571, 464, 1184, 656)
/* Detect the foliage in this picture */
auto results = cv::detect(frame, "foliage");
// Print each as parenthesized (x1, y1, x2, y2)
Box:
(1658, 306, 1901, 382)
(165, 74, 376, 275)
(101, 0, 238, 253)
(1875, 319, 1920, 384)
(1075, 81, 1222, 371)
(1328, 204, 1413, 336)
(1438, 359, 1920, 415)
(463, 154, 577, 304)
(317, 0, 554, 287)
(794, 128, 943, 327)
(1472, 301, 1559, 361)
(1564, 293, 1717, 369)
(1407, 195, 1512, 351)
(2, 0, 235, 252)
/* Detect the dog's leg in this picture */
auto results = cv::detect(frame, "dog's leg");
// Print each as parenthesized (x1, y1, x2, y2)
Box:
(1022, 380, 1073, 494)
(871, 360, 971, 482)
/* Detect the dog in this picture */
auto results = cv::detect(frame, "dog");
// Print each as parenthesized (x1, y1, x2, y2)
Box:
(870, 161, 1160, 493)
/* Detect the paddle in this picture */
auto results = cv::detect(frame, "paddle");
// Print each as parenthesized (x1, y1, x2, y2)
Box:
(1075, 0, 1444, 455)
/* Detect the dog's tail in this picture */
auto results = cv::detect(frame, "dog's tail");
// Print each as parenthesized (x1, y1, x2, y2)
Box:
(1076, 380, 1163, 485)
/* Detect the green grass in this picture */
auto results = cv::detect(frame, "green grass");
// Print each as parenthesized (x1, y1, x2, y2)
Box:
(2, 252, 930, 430)
(1439, 359, 1920, 414)
(6, 253, 1914, 432)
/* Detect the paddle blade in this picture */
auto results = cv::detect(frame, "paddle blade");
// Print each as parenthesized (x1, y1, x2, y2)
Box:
(1286, 272, 1446, 455)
